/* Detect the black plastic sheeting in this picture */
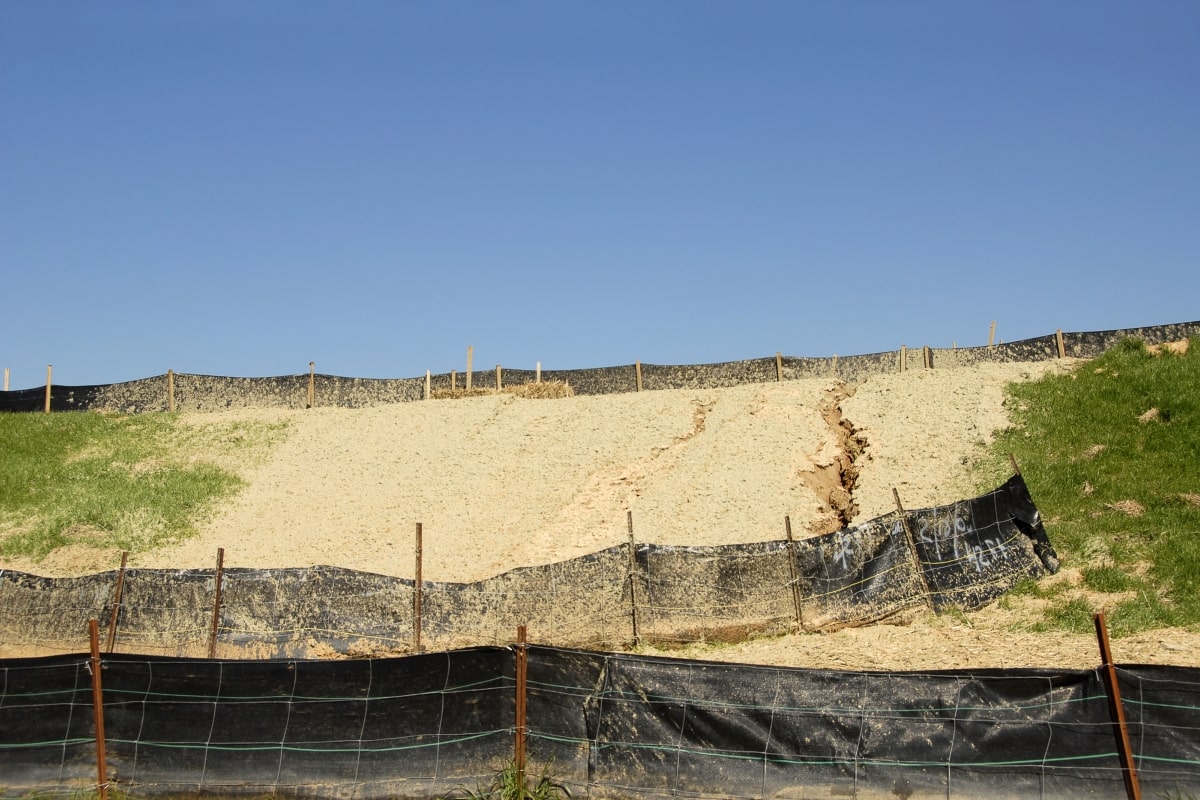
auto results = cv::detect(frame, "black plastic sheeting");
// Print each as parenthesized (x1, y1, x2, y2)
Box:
(561, 652, 1200, 799)
(4, 321, 1197, 413)
(0, 648, 514, 798)
(0, 383, 106, 413)
(1, 477, 1055, 659)
(3, 647, 1198, 798)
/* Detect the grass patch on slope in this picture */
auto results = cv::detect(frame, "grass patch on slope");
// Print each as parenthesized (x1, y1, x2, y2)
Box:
(0, 411, 288, 560)
(975, 337, 1200, 637)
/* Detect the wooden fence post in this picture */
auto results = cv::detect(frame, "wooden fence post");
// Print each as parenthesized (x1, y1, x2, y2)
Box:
(892, 489, 934, 607)
(1056, 329, 1066, 358)
(106, 552, 129, 653)
(1095, 612, 1142, 800)
(425, 370, 431, 400)
(3, 367, 8, 391)
(775, 352, 783, 382)
(45, 365, 52, 413)
(784, 516, 803, 629)
(536, 362, 542, 383)
(466, 346, 474, 391)
(988, 321, 997, 348)
(167, 369, 175, 412)
(515, 625, 528, 792)
(208, 548, 225, 658)
(88, 620, 110, 800)
(414, 523, 424, 653)
(635, 361, 643, 392)
(627, 511, 640, 645)
(496, 365, 502, 390)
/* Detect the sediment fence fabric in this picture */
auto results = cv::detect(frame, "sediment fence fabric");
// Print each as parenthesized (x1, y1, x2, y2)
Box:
(1, 476, 1055, 658)
(3, 646, 1198, 798)
(3, 321, 1197, 413)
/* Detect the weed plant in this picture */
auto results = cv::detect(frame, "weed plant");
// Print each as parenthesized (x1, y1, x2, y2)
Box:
(445, 760, 571, 800)
(0, 411, 287, 560)
(976, 337, 1200, 636)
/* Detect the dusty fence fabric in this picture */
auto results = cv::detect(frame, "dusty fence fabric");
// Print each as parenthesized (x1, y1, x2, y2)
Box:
(538, 652, 1200, 800)
(0, 477, 1054, 658)
(3, 321, 1198, 413)
(2, 646, 1199, 799)
(0, 648, 514, 798)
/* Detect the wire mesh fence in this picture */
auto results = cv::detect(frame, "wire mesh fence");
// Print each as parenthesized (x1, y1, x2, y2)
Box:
(3, 646, 1198, 799)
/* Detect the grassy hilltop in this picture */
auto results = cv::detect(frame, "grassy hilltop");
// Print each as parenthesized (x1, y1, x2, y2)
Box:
(974, 337, 1200, 636)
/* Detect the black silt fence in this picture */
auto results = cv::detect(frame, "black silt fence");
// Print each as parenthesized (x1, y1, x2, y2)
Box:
(5, 320, 1198, 413)
(3, 647, 1199, 798)
(0, 476, 1056, 658)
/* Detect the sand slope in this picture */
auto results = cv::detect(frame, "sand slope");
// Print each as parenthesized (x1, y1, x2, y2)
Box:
(10, 358, 1200, 669)
(132, 362, 1050, 582)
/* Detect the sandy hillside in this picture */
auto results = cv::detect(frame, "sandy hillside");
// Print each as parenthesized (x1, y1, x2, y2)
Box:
(132, 363, 1052, 578)
(9, 359, 1200, 670)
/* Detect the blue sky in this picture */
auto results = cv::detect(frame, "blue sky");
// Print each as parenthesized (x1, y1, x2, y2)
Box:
(2, 2, 1198, 388)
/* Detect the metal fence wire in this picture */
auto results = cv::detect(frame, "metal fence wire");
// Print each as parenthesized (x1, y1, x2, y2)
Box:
(2, 646, 1198, 799)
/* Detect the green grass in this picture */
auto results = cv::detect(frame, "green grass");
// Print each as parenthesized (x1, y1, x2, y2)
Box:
(0, 411, 288, 560)
(975, 336, 1200, 637)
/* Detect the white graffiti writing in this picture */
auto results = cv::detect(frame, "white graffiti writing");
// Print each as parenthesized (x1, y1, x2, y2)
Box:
(916, 508, 1007, 570)
(832, 531, 856, 571)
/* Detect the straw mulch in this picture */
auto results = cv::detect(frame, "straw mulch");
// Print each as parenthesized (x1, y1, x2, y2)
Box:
(431, 381, 574, 401)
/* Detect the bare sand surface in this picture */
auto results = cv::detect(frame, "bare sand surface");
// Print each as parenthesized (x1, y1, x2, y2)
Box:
(8, 360, 1199, 670)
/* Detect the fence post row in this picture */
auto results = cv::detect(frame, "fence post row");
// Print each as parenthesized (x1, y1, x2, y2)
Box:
(58, 609, 1164, 800)
(20, 323, 1200, 416)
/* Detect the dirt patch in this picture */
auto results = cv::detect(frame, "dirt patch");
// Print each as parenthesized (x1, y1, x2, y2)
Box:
(1149, 339, 1190, 356)
(798, 382, 865, 535)
(1107, 499, 1146, 517)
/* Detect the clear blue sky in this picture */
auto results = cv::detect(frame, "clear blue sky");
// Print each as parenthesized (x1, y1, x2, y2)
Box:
(3, 2, 1197, 388)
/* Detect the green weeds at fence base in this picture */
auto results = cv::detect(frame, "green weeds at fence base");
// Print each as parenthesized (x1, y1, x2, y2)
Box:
(444, 761, 571, 800)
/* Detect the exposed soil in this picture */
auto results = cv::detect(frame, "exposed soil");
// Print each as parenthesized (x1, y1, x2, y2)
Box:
(5, 359, 1199, 670)
(805, 382, 865, 535)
